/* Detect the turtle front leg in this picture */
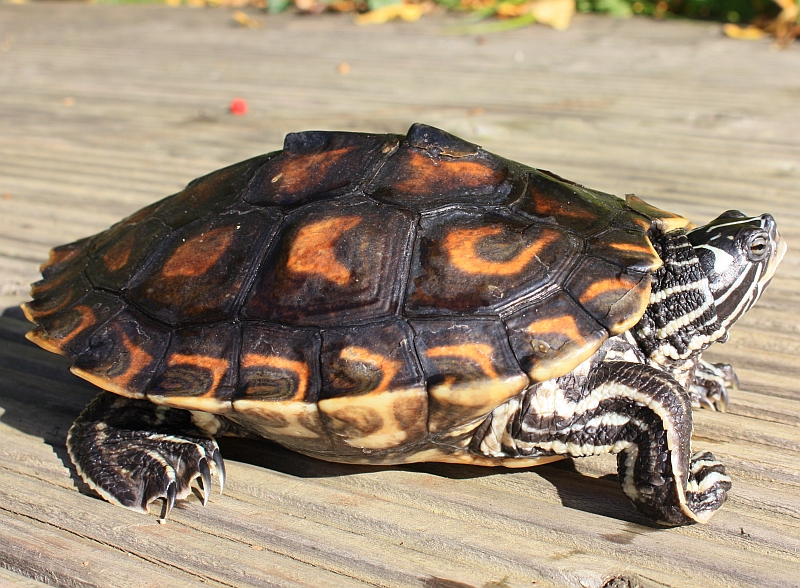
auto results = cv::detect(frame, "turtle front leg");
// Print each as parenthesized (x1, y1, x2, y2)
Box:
(590, 362, 731, 525)
(67, 392, 226, 518)
(516, 361, 731, 525)
(690, 359, 739, 412)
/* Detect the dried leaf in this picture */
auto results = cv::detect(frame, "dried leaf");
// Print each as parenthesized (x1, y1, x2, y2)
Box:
(355, 3, 425, 24)
(232, 10, 265, 27)
(529, 0, 575, 30)
(723, 23, 767, 40)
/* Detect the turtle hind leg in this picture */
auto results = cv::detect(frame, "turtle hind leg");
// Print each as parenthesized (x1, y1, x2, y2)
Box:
(690, 359, 739, 412)
(67, 392, 226, 518)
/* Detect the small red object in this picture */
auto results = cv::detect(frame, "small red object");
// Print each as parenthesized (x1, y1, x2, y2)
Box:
(230, 98, 248, 116)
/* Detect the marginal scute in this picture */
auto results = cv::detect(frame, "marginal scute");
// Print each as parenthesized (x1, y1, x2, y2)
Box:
(236, 324, 320, 403)
(318, 320, 427, 452)
(230, 324, 327, 454)
(243, 197, 415, 326)
(71, 308, 171, 398)
(25, 291, 124, 358)
(411, 319, 529, 433)
(625, 194, 692, 233)
(505, 290, 608, 382)
(406, 207, 578, 316)
(588, 228, 662, 274)
(39, 237, 92, 278)
(149, 322, 239, 413)
(244, 131, 401, 208)
(565, 256, 651, 334)
(24, 266, 93, 323)
(128, 208, 282, 325)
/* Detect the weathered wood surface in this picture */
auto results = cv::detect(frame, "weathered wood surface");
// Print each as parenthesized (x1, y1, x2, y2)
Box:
(1, 4, 799, 587)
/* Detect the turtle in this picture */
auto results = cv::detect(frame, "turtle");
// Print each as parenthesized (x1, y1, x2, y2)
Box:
(23, 123, 785, 526)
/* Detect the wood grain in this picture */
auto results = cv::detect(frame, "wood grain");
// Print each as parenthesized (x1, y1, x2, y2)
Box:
(0, 4, 799, 587)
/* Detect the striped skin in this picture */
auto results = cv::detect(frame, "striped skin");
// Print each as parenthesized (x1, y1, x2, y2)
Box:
(22, 124, 784, 525)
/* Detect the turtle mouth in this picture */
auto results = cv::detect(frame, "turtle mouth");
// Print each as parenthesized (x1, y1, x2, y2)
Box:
(760, 219, 786, 288)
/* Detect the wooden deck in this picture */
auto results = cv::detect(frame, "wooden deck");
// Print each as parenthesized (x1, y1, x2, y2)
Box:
(1, 4, 799, 587)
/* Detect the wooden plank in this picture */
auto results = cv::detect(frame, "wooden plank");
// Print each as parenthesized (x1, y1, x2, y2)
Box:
(1, 4, 799, 587)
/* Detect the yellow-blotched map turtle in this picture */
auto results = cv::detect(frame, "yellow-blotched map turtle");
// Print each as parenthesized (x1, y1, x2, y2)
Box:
(23, 124, 785, 525)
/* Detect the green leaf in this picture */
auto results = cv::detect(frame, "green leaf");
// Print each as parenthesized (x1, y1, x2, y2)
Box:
(268, 0, 291, 14)
(445, 13, 537, 35)
(367, 0, 404, 10)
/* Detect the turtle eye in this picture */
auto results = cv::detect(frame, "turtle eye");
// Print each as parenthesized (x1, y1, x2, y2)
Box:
(746, 231, 770, 261)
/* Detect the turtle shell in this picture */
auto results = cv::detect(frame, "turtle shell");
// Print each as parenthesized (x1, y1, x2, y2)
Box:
(23, 123, 690, 458)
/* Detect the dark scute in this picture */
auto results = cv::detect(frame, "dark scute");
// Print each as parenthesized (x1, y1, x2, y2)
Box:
(405, 123, 479, 157)
(365, 127, 528, 211)
(565, 256, 650, 332)
(405, 207, 579, 317)
(245, 131, 401, 208)
(514, 170, 623, 235)
(128, 208, 283, 326)
(411, 318, 524, 384)
(40, 237, 93, 280)
(37, 290, 125, 358)
(86, 218, 172, 292)
(505, 290, 607, 378)
(242, 197, 414, 327)
(588, 227, 661, 274)
(155, 154, 268, 229)
(26, 266, 93, 322)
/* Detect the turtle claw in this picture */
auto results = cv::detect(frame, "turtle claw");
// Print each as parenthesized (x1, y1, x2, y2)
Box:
(198, 458, 212, 506)
(212, 448, 226, 494)
(161, 482, 177, 520)
(691, 360, 738, 412)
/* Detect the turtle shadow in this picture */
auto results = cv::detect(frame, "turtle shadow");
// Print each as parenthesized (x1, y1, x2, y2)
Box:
(1, 306, 654, 525)
(218, 435, 656, 527)
(0, 306, 100, 497)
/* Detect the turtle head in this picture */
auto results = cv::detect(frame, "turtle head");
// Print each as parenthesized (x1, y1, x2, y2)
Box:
(688, 211, 786, 332)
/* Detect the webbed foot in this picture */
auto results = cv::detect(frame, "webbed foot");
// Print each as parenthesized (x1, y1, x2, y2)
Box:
(690, 360, 738, 412)
(67, 392, 225, 519)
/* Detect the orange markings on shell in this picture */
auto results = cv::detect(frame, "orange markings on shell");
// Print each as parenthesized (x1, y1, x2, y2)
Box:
(167, 353, 230, 397)
(443, 226, 557, 276)
(41, 244, 85, 273)
(607, 241, 656, 255)
(393, 151, 501, 194)
(107, 327, 154, 389)
(273, 147, 356, 192)
(425, 343, 499, 379)
(53, 305, 96, 349)
(339, 346, 399, 394)
(286, 216, 362, 285)
(526, 315, 586, 344)
(242, 353, 309, 401)
(161, 226, 235, 278)
(578, 276, 636, 307)
(101, 233, 135, 272)
(531, 193, 595, 219)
